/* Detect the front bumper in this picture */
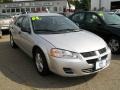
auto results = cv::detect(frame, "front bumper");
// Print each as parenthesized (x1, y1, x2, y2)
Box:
(49, 48, 111, 77)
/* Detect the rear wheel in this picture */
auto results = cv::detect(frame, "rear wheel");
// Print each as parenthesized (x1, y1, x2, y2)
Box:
(108, 37, 120, 54)
(34, 48, 50, 76)
(10, 34, 17, 48)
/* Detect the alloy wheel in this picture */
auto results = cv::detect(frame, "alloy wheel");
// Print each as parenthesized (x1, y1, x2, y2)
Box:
(35, 53, 44, 72)
(108, 39, 120, 53)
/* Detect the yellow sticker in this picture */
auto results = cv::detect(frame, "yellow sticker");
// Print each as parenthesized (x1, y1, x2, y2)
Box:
(36, 16, 40, 20)
(32, 17, 36, 20)
(32, 16, 42, 21)
(98, 12, 104, 16)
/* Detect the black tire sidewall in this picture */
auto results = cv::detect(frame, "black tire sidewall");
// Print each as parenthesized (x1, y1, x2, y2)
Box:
(108, 37, 120, 54)
(34, 49, 49, 76)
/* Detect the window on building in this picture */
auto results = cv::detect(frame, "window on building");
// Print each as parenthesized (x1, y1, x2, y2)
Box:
(53, 7, 57, 12)
(11, 8, 15, 13)
(16, 8, 20, 12)
(31, 8, 35, 12)
(59, 7, 62, 12)
(26, 8, 30, 12)
(21, 8, 25, 13)
(36, 7, 41, 12)
(47, 7, 50, 11)
(7, 9, 10, 13)
(2, 9, 6, 13)
(42, 7, 46, 11)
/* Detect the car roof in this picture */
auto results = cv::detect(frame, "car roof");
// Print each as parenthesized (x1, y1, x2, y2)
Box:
(21, 13, 62, 17)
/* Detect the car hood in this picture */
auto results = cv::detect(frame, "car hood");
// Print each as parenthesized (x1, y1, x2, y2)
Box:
(39, 31, 106, 53)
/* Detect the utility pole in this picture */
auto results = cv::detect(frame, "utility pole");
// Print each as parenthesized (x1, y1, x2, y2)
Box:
(99, 0, 101, 10)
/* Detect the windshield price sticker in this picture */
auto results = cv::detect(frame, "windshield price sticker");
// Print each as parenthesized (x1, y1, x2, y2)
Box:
(98, 12, 104, 16)
(32, 16, 42, 21)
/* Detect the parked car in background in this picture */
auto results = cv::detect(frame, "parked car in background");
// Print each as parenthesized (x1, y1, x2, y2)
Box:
(0, 14, 12, 31)
(116, 13, 120, 16)
(69, 11, 120, 54)
(9, 13, 111, 77)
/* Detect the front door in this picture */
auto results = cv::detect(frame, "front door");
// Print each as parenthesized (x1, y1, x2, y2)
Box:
(84, 13, 110, 39)
(19, 16, 33, 56)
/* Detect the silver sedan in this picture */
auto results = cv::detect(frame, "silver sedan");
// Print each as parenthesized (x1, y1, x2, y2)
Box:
(9, 13, 111, 77)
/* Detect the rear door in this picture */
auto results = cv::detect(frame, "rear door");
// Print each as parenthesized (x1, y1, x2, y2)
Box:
(11, 16, 24, 46)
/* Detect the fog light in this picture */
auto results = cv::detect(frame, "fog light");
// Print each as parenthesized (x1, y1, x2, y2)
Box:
(63, 68, 73, 74)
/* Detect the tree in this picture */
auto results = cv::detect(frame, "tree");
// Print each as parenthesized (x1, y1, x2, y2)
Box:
(0, 0, 12, 3)
(80, 0, 91, 11)
(67, 0, 91, 11)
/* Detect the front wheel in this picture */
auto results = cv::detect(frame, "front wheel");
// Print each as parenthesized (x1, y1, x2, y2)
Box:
(108, 38, 120, 54)
(34, 49, 50, 76)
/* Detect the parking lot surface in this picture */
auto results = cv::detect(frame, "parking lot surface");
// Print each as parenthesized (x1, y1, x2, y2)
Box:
(0, 35, 120, 90)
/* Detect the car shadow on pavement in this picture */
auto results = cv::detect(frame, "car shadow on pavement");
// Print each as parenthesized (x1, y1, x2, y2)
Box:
(0, 40, 97, 89)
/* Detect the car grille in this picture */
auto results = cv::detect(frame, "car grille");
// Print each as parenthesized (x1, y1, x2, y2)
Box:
(81, 48, 107, 58)
(81, 47, 108, 73)
(81, 51, 96, 57)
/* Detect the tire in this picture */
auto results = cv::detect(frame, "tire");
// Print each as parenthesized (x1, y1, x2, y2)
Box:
(10, 34, 17, 48)
(34, 48, 50, 76)
(108, 37, 120, 54)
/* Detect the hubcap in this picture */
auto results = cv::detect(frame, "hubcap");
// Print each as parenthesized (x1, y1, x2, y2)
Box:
(35, 53, 43, 72)
(109, 39, 119, 52)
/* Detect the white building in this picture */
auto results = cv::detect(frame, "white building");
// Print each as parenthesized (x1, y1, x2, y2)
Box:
(91, 0, 120, 11)
(0, 0, 68, 14)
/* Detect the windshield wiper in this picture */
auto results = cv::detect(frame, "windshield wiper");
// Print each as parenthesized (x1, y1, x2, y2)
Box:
(109, 24, 120, 25)
(34, 29, 60, 34)
(34, 29, 56, 32)
(58, 29, 81, 32)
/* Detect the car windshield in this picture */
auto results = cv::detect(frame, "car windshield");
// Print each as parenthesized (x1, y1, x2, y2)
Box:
(0, 15, 11, 19)
(98, 12, 120, 25)
(31, 16, 80, 34)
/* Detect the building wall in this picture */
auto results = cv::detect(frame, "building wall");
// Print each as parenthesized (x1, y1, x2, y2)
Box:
(91, 0, 99, 10)
(91, 0, 120, 11)
(0, 0, 67, 14)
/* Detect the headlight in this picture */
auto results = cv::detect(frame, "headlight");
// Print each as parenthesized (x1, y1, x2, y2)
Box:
(50, 48, 80, 59)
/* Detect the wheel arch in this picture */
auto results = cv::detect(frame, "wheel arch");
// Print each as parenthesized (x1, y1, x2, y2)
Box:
(32, 45, 51, 69)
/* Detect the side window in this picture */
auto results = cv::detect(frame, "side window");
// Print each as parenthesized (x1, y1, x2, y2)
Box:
(85, 14, 101, 24)
(15, 17, 24, 27)
(72, 13, 84, 22)
(21, 17, 31, 31)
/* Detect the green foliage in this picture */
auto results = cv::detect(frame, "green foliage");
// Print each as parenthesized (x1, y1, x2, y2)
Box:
(0, 0, 12, 3)
(68, 0, 91, 11)
(80, 0, 91, 11)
